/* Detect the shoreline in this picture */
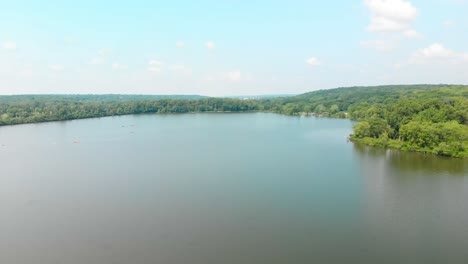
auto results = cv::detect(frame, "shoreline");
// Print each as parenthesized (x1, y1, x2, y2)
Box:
(1, 111, 465, 159)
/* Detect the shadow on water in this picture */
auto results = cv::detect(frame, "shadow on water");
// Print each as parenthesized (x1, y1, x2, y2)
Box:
(352, 143, 468, 176)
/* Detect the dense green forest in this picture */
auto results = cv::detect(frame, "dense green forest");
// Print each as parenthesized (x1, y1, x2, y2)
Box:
(267, 84, 468, 158)
(0, 85, 467, 157)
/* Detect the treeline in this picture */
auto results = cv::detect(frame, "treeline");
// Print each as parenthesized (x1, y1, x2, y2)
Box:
(350, 97, 467, 158)
(0, 97, 259, 126)
(258, 84, 467, 158)
(0, 85, 467, 157)
(343, 85, 467, 158)
(265, 84, 467, 118)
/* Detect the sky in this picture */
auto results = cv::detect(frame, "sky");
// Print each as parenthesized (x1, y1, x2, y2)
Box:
(0, 0, 467, 96)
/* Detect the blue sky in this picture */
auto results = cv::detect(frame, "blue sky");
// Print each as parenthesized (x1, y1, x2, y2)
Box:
(0, 0, 467, 95)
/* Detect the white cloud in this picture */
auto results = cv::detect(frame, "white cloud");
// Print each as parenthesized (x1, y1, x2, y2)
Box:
(168, 65, 185, 71)
(176, 41, 185, 48)
(88, 58, 105, 65)
(2, 41, 17, 51)
(364, 0, 419, 36)
(148, 67, 161, 73)
(112, 63, 127, 70)
(306, 57, 320, 66)
(19, 63, 34, 76)
(403, 29, 421, 38)
(148, 60, 163, 72)
(49, 65, 64, 71)
(442, 20, 455, 27)
(368, 16, 408, 32)
(149, 60, 163, 66)
(206, 41, 215, 49)
(203, 75, 216, 82)
(361, 39, 397, 52)
(202, 74, 216, 82)
(408, 43, 468, 64)
(203, 71, 250, 82)
(99, 49, 112, 57)
(394, 63, 403, 70)
(168, 65, 192, 75)
(365, 0, 417, 21)
(147, 61, 191, 74)
(224, 71, 253, 81)
(87, 49, 112, 65)
(225, 71, 242, 81)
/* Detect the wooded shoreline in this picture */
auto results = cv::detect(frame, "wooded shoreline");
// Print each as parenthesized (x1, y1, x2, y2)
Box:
(1, 85, 467, 158)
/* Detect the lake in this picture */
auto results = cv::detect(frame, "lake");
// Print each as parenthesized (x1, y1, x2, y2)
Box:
(1, 113, 467, 264)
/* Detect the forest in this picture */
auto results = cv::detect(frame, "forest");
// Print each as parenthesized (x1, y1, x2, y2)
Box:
(269, 84, 468, 158)
(0, 85, 467, 157)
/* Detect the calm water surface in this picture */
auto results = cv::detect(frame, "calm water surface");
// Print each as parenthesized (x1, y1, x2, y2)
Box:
(0, 113, 467, 264)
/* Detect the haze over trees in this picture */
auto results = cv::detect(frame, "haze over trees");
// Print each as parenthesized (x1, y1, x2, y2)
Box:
(0, 85, 467, 158)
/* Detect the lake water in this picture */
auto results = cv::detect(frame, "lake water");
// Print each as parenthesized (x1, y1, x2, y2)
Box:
(1, 113, 467, 264)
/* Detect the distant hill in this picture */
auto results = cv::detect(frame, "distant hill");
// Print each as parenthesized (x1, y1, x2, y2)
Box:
(265, 84, 467, 115)
(263, 84, 468, 158)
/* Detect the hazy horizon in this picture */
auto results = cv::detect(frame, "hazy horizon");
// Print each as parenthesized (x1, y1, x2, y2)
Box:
(0, 83, 463, 97)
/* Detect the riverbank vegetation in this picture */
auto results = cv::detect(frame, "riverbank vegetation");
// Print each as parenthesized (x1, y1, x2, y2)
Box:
(267, 84, 468, 158)
(0, 85, 467, 157)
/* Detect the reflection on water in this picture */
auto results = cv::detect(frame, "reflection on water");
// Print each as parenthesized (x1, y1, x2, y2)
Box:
(353, 143, 468, 176)
(0, 113, 467, 264)
(353, 142, 468, 264)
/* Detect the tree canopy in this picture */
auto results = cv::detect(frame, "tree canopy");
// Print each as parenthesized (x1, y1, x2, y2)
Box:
(1, 84, 467, 157)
